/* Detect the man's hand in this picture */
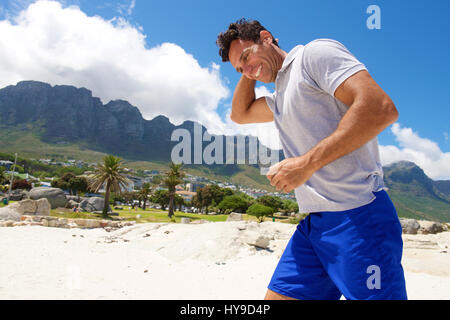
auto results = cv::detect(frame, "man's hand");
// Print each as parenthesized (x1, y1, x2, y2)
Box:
(266, 156, 317, 193)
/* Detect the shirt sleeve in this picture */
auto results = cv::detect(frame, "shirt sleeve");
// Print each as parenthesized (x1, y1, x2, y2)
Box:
(302, 39, 367, 96)
(264, 91, 277, 114)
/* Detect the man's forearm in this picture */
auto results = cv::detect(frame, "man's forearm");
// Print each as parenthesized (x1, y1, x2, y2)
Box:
(303, 100, 398, 172)
(230, 75, 256, 120)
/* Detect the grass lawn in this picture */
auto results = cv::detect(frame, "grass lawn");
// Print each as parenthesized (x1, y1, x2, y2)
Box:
(50, 206, 299, 224)
(1, 198, 299, 224)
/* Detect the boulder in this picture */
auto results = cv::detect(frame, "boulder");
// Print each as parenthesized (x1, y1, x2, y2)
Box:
(208, 212, 218, 215)
(418, 221, 446, 234)
(66, 200, 79, 209)
(7, 189, 29, 201)
(35, 199, 51, 216)
(29, 187, 67, 209)
(242, 232, 271, 249)
(79, 197, 111, 213)
(181, 217, 190, 224)
(66, 195, 82, 203)
(227, 212, 243, 222)
(8, 199, 37, 215)
(0, 207, 22, 221)
(399, 218, 420, 234)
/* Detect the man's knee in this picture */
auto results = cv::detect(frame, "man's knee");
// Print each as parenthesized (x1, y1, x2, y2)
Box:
(264, 289, 298, 300)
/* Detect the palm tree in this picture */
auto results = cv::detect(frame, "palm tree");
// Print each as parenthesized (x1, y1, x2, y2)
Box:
(163, 162, 185, 219)
(137, 182, 152, 211)
(89, 155, 130, 217)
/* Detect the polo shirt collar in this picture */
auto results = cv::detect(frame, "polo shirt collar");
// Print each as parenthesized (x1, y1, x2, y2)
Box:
(278, 45, 303, 73)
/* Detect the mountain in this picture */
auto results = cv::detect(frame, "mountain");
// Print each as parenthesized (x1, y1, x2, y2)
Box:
(0, 81, 280, 189)
(383, 161, 450, 222)
(0, 81, 448, 221)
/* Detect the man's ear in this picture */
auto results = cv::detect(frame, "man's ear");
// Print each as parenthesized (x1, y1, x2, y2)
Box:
(259, 30, 273, 44)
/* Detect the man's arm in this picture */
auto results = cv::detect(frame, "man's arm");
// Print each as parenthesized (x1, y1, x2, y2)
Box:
(230, 75, 274, 124)
(267, 70, 398, 192)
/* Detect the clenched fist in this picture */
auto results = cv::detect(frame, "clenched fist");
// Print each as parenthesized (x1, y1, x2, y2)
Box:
(266, 156, 317, 193)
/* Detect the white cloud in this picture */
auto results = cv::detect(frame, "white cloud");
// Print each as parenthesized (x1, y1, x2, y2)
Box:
(117, 0, 135, 16)
(380, 123, 450, 180)
(0, 0, 230, 138)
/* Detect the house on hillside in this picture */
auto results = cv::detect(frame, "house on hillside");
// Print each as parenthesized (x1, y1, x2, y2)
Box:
(0, 160, 14, 170)
(176, 190, 196, 202)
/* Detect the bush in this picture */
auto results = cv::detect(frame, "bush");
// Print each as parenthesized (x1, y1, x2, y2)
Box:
(256, 195, 283, 212)
(12, 179, 32, 191)
(246, 203, 274, 222)
(217, 195, 249, 214)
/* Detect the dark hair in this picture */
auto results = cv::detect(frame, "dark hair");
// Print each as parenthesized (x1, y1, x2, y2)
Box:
(216, 18, 279, 62)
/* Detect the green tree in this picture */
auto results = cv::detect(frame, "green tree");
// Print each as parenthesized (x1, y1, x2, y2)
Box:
(88, 155, 130, 217)
(194, 185, 234, 213)
(174, 194, 185, 211)
(282, 199, 299, 213)
(0, 167, 7, 185)
(247, 203, 274, 222)
(163, 163, 185, 218)
(217, 195, 249, 214)
(51, 173, 88, 195)
(256, 195, 283, 212)
(151, 189, 169, 210)
(137, 183, 152, 211)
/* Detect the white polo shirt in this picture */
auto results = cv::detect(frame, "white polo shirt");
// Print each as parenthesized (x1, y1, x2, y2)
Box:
(265, 39, 385, 213)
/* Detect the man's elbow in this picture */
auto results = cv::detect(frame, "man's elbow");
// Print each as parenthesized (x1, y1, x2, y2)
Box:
(383, 99, 399, 125)
(230, 111, 247, 124)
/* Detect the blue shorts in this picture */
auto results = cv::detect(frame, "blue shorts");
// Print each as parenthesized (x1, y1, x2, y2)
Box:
(268, 190, 407, 300)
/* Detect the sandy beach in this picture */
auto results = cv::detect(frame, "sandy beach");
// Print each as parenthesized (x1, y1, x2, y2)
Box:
(1, 221, 449, 300)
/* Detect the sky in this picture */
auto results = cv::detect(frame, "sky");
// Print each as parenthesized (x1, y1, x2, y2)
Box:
(0, 0, 449, 179)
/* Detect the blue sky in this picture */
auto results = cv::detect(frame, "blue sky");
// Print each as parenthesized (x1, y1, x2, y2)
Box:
(0, 0, 449, 178)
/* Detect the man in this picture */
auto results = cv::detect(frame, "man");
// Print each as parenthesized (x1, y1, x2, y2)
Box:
(216, 19, 407, 300)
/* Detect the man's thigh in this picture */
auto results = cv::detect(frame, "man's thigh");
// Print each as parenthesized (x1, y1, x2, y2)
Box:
(267, 217, 342, 300)
(309, 191, 407, 300)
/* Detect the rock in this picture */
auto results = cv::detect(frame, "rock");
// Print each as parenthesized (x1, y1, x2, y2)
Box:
(243, 233, 271, 249)
(190, 219, 210, 224)
(79, 197, 111, 213)
(74, 219, 88, 227)
(227, 212, 243, 222)
(208, 212, 218, 215)
(29, 187, 67, 209)
(86, 219, 100, 228)
(8, 189, 29, 201)
(418, 221, 446, 234)
(66, 195, 82, 203)
(400, 218, 420, 234)
(67, 222, 78, 228)
(181, 217, 190, 224)
(41, 219, 49, 227)
(4, 220, 15, 227)
(66, 200, 79, 209)
(35, 198, 51, 216)
(8, 199, 37, 215)
(0, 207, 22, 221)
(48, 220, 57, 228)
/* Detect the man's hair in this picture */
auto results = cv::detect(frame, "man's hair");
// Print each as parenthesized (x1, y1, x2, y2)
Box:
(216, 18, 279, 62)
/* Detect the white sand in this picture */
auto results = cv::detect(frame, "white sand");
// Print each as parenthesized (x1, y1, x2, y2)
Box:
(0, 221, 449, 300)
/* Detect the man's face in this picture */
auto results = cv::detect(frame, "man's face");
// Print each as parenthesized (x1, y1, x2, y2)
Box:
(228, 37, 278, 83)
